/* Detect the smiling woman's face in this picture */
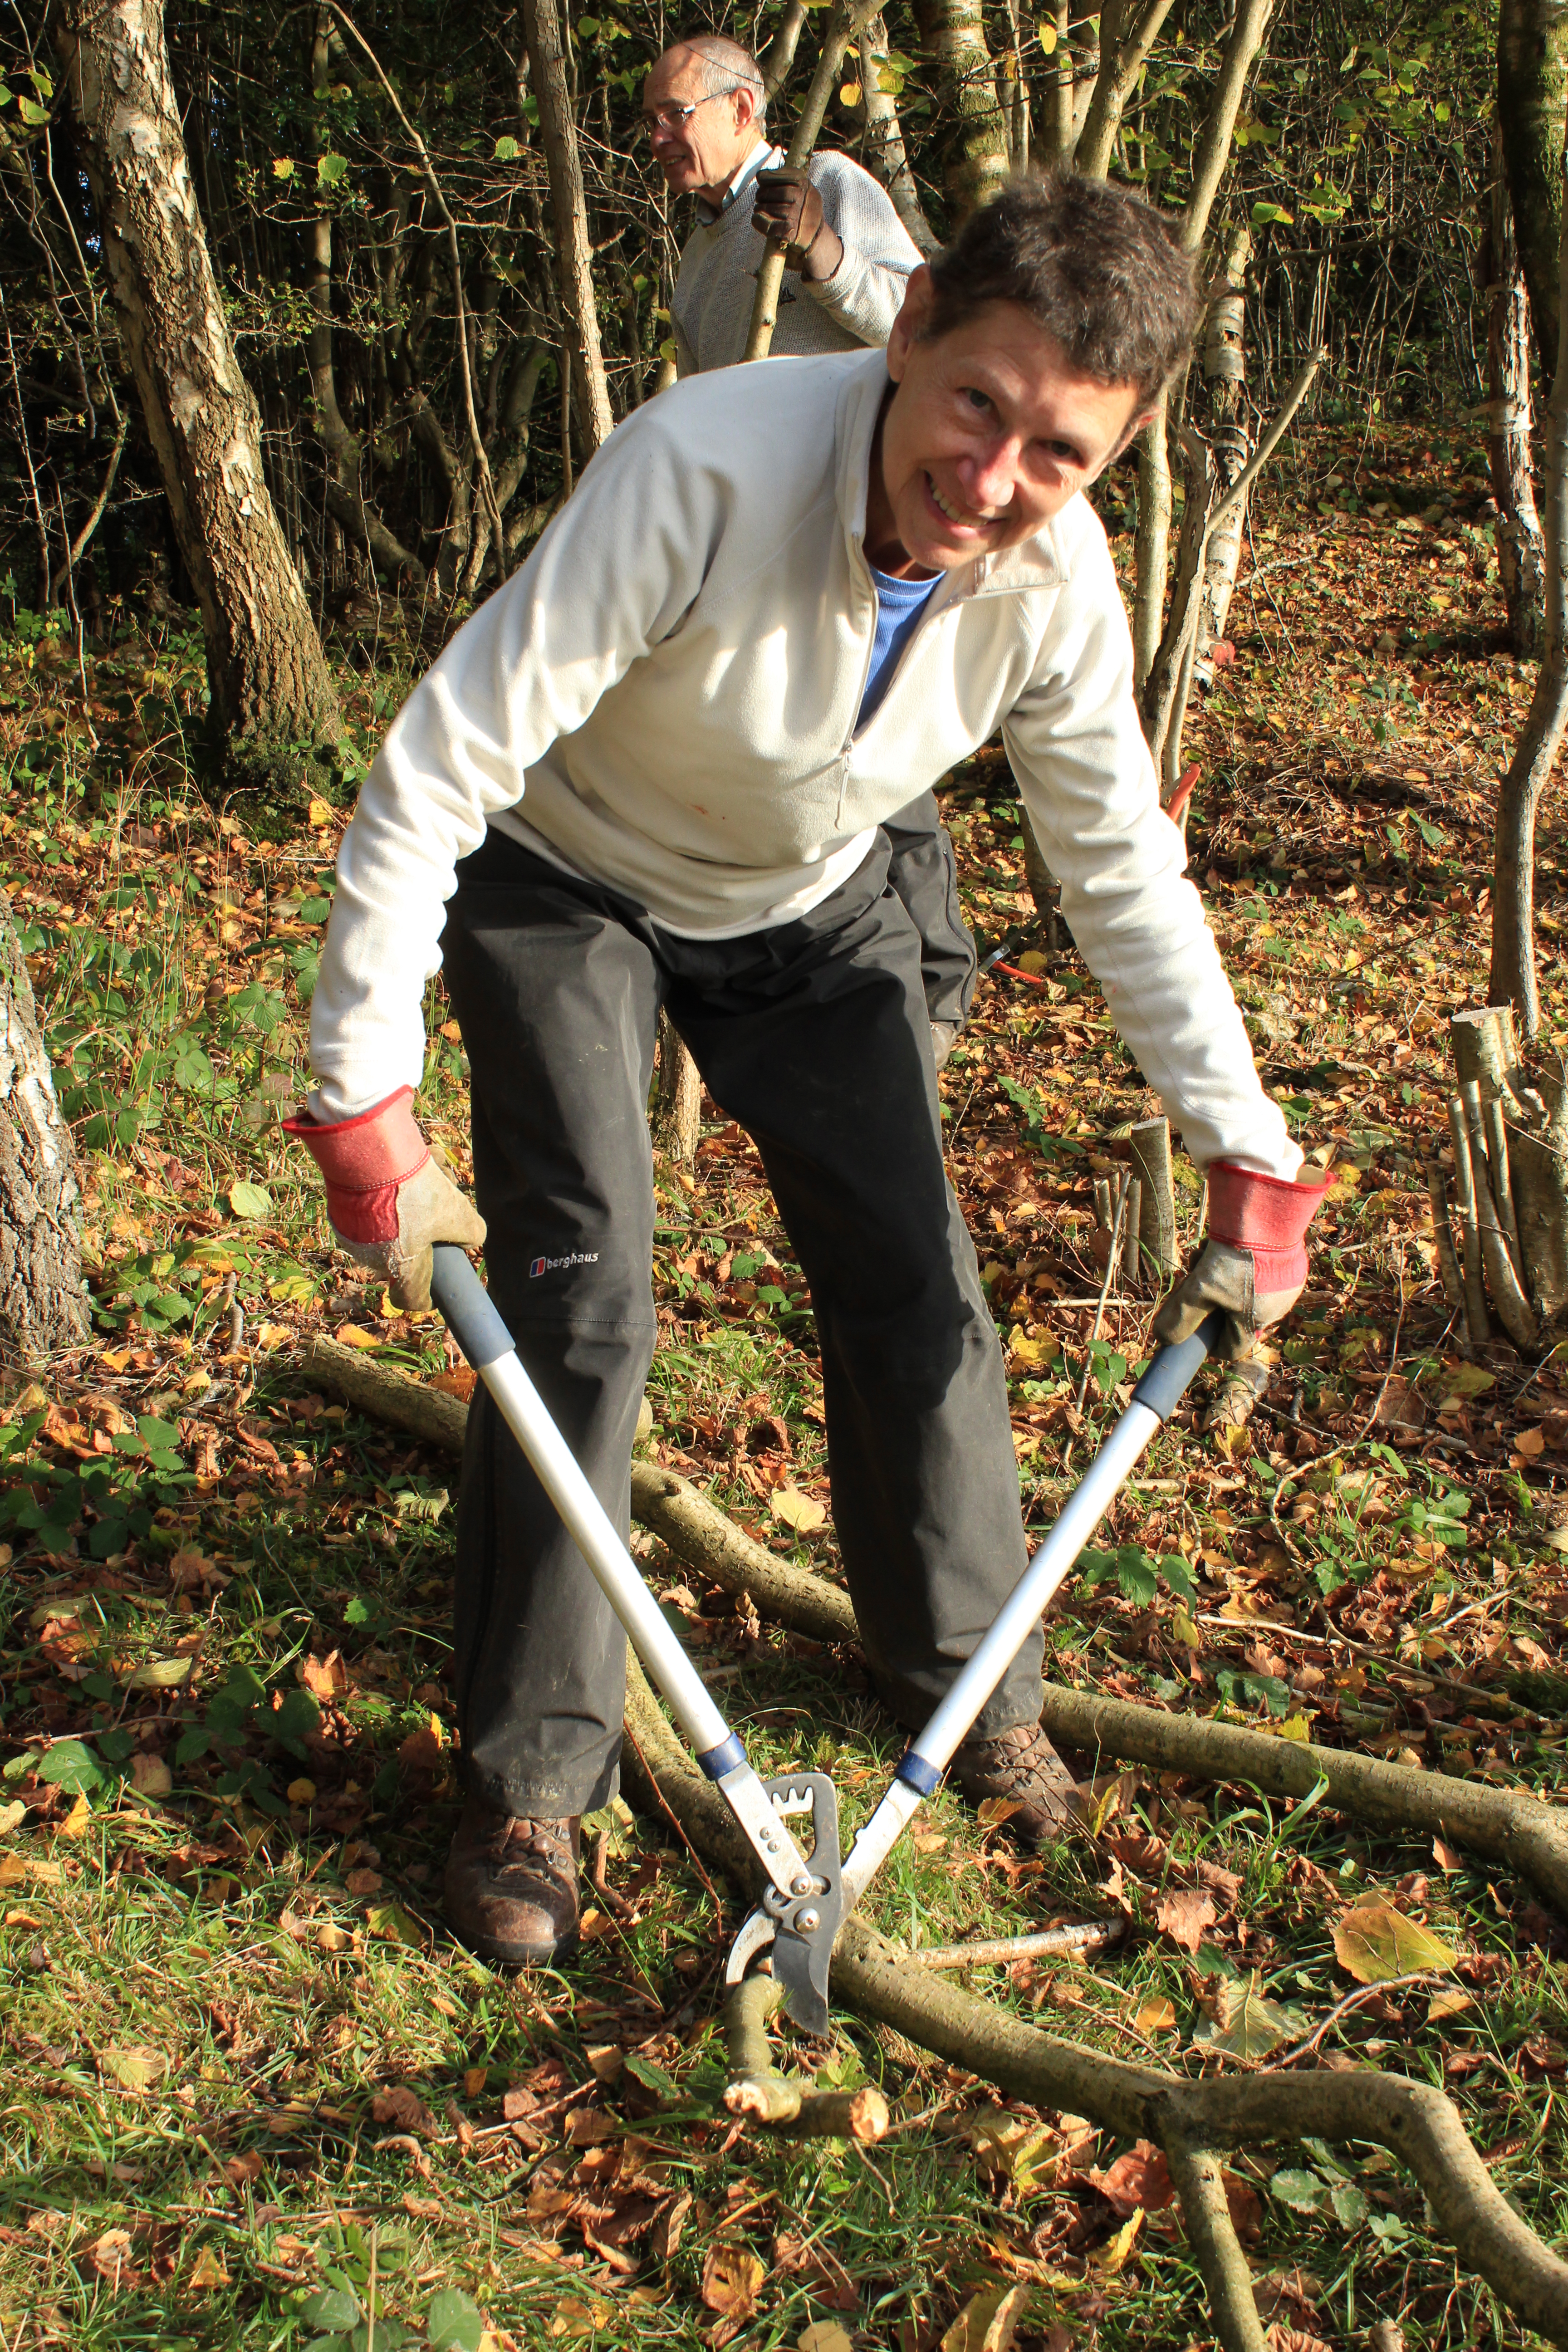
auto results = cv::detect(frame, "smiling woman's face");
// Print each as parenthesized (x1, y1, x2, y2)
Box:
(867, 273, 1147, 576)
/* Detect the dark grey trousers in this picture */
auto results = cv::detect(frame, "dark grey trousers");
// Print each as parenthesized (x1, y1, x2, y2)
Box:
(439, 829, 1033, 1819)
(884, 791, 976, 1029)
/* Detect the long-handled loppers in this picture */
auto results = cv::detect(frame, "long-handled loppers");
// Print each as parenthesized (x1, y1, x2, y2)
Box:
(430, 1243, 1221, 2034)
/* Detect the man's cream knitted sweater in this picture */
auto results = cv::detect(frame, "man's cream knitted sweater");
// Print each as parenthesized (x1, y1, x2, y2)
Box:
(671, 140, 921, 374)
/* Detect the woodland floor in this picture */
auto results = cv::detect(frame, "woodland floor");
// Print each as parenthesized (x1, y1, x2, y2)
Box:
(2, 414, 1568, 2352)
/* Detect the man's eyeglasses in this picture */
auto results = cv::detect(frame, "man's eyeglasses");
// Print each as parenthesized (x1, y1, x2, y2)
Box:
(638, 86, 751, 139)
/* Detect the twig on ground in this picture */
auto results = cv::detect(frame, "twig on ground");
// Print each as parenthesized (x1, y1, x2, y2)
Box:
(1266, 1971, 1447, 2070)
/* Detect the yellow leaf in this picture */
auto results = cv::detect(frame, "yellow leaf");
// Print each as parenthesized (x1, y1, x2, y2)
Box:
(0, 1854, 27, 1888)
(1333, 1901, 1456, 1984)
(129, 1753, 172, 1798)
(552, 2299, 617, 2337)
(99, 1349, 132, 1373)
(838, 78, 862, 104)
(799, 2328, 855, 2352)
(306, 798, 334, 828)
(256, 1322, 291, 1351)
(125, 1656, 193, 1690)
(770, 1485, 827, 1532)
(286, 1778, 317, 1806)
(941, 2283, 1031, 2352)
(1171, 1604, 1200, 1649)
(104, 2045, 167, 2093)
(1428, 1986, 1473, 2023)
(463, 2065, 488, 2098)
(1008, 1329, 1059, 1372)
(318, 1922, 351, 1953)
(0, 1800, 25, 1836)
(1038, 19, 1058, 49)
(1016, 948, 1049, 972)
(333, 1323, 381, 1350)
(1098, 2208, 1144, 2276)
(700, 2245, 765, 2319)
(186, 2246, 229, 2290)
(59, 1794, 92, 1840)
(1276, 1713, 1313, 1743)
(1135, 1995, 1177, 2036)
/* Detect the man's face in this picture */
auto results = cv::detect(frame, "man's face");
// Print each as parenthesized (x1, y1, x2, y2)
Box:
(872, 274, 1148, 574)
(642, 48, 760, 201)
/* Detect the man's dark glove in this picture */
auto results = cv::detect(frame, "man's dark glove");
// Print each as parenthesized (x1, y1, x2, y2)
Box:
(752, 168, 842, 282)
(1153, 1161, 1330, 1427)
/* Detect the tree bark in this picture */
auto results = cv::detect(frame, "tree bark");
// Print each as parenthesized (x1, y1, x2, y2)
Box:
(1497, 0, 1568, 392)
(860, 16, 938, 254)
(1073, 0, 1178, 181)
(1132, 402, 1172, 693)
(912, 0, 1012, 217)
(1179, 0, 1275, 258)
(1451, 1007, 1568, 1321)
(305, 11, 426, 592)
(0, 894, 91, 1367)
(521, 0, 614, 457)
(1487, 146, 1547, 660)
(1039, 0, 1074, 164)
(1492, 122, 1568, 1034)
(652, 1009, 702, 1164)
(1192, 226, 1254, 686)
(57, 0, 341, 751)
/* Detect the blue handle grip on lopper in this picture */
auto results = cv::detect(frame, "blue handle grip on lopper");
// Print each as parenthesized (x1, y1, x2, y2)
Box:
(1130, 1307, 1227, 1420)
(430, 1243, 515, 1370)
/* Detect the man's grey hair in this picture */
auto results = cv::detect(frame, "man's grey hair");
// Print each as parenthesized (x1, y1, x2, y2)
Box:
(670, 31, 766, 117)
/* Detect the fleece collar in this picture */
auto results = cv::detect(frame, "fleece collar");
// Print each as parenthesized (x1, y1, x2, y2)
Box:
(830, 346, 1071, 603)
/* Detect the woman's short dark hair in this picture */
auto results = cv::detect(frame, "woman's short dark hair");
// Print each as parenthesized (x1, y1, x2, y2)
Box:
(925, 172, 1200, 406)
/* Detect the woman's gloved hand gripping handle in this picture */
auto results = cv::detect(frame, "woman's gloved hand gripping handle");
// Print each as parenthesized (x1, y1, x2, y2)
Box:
(1152, 1161, 1330, 1415)
(284, 1088, 485, 1313)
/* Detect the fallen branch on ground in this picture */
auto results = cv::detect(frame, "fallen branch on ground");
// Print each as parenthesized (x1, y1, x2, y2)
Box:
(620, 1655, 1568, 2352)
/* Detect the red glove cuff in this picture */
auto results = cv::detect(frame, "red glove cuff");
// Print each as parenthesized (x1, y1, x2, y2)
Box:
(283, 1087, 428, 1245)
(1207, 1160, 1331, 1295)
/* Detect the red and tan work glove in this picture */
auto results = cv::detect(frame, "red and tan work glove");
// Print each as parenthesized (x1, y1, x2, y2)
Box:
(284, 1088, 485, 1313)
(1152, 1161, 1330, 1429)
(752, 167, 842, 283)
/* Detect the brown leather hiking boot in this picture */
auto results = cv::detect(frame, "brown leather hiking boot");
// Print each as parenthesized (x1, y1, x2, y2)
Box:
(442, 1800, 581, 1966)
(950, 1720, 1078, 1848)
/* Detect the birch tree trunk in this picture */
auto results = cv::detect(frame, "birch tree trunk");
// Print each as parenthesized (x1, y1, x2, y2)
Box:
(1486, 147, 1547, 659)
(0, 895, 90, 1367)
(522, 0, 614, 458)
(57, 0, 342, 761)
(1193, 226, 1254, 685)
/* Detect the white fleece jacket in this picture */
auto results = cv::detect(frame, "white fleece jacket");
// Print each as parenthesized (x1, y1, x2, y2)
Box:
(312, 346, 1298, 1181)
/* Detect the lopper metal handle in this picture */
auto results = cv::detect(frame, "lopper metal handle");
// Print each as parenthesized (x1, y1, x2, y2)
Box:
(429, 1243, 831, 1916)
(428, 1244, 735, 1764)
(839, 1308, 1225, 1907)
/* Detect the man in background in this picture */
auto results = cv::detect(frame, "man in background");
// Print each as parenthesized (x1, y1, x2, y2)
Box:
(642, 32, 974, 1062)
